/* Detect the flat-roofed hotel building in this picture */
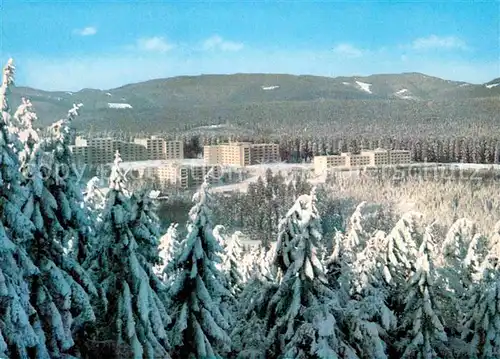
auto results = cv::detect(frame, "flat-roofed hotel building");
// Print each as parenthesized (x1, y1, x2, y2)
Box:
(203, 142, 280, 166)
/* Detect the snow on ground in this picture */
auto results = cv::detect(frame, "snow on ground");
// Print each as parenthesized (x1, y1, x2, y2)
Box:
(193, 124, 227, 130)
(447, 162, 500, 170)
(261, 85, 280, 90)
(394, 88, 418, 100)
(110, 160, 500, 195)
(246, 162, 313, 172)
(342, 82, 350, 85)
(66, 92, 73, 95)
(212, 162, 314, 193)
(108, 103, 133, 109)
(396, 201, 417, 214)
(458, 83, 470, 88)
(119, 159, 206, 170)
(211, 175, 259, 193)
(105, 92, 112, 96)
(486, 83, 499, 89)
(355, 81, 372, 94)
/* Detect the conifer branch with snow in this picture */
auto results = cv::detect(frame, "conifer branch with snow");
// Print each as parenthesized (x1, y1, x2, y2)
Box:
(85, 157, 171, 358)
(165, 171, 232, 358)
(265, 189, 356, 358)
(398, 224, 450, 359)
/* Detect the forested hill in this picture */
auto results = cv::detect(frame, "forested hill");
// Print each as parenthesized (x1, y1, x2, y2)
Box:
(10, 72, 500, 136)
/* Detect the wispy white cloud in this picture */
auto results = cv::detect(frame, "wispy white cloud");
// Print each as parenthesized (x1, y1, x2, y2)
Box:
(332, 43, 364, 58)
(74, 26, 97, 36)
(135, 37, 175, 53)
(202, 35, 244, 52)
(410, 35, 468, 50)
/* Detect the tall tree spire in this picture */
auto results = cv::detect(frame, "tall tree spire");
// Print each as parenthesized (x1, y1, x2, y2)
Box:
(166, 168, 232, 359)
(85, 150, 171, 358)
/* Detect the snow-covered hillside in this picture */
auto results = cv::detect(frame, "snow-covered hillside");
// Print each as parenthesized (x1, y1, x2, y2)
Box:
(108, 102, 133, 109)
(355, 80, 372, 94)
(261, 85, 280, 90)
(394, 88, 418, 100)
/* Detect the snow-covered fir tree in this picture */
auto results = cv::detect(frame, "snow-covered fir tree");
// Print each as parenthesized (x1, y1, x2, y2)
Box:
(440, 218, 477, 295)
(487, 220, 500, 263)
(85, 151, 171, 358)
(155, 222, 181, 280)
(0, 58, 42, 359)
(41, 103, 93, 264)
(231, 274, 277, 359)
(380, 211, 422, 314)
(221, 230, 244, 295)
(345, 201, 370, 255)
(1, 59, 98, 358)
(324, 229, 350, 293)
(461, 258, 500, 359)
(266, 189, 356, 358)
(241, 243, 274, 283)
(342, 230, 397, 359)
(398, 224, 450, 359)
(165, 169, 232, 358)
(14, 97, 38, 146)
(83, 176, 105, 229)
(464, 233, 489, 285)
(16, 103, 98, 358)
(213, 224, 226, 249)
(129, 189, 163, 267)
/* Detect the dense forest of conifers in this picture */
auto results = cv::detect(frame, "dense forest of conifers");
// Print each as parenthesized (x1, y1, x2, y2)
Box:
(5, 58, 500, 359)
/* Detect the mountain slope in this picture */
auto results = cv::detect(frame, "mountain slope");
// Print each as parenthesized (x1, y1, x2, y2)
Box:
(9, 72, 500, 133)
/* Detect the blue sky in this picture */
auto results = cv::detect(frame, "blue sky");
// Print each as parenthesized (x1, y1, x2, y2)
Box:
(1, 0, 499, 91)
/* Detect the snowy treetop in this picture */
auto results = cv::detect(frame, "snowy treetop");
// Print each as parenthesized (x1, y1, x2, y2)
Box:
(16, 98, 39, 148)
(108, 150, 128, 192)
(1, 59, 15, 126)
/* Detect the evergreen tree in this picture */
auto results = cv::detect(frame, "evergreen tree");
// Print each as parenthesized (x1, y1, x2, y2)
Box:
(381, 211, 422, 314)
(0, 59, 98, 358)
(86, 151, 171, 358)
(231, 274, 277, 359)
(129, 189, 163, 267)
(398, 225, 450, 358)
(18, 102, 99, 358)
(438, 218, 479, 340)
(441, 218, 477, 295)
(266, 189, 356, 358)
(345, 202, 370, 255)
(82, 176, 105, 229)
(461, 261, 500, 358)
(0, 58, 42, 359)
(221, 231, 244, 295)
(42, 103, 93, 264)
(166, 169, 232, 358)
(156, 223, 181, 280)
(342, 231, 396, 359)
